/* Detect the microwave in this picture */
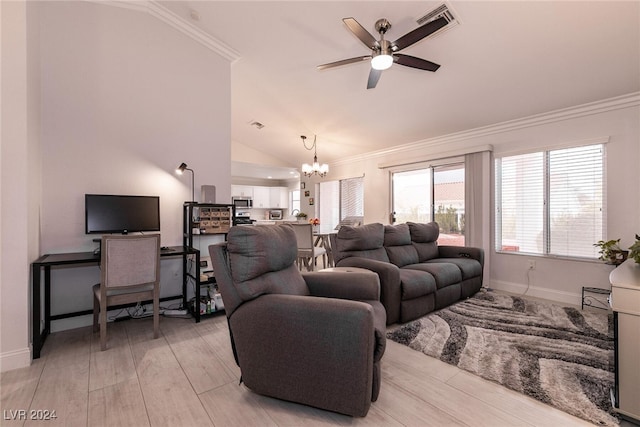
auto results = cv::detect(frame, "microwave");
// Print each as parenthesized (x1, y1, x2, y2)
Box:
(232, 196, 253, 208)
(269, 210, 283, 220)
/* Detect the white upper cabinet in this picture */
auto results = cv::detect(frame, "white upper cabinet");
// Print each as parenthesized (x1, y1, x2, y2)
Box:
(231, 185, 253, 198)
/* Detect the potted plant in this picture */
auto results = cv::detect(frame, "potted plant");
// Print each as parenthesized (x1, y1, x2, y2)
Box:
(296, 212, 308, 223)
(628, 234, 640, 264)
(593, 238, 627, 265)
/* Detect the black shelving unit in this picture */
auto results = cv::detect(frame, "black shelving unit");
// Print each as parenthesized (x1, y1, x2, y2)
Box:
(182, 202, 234, 322)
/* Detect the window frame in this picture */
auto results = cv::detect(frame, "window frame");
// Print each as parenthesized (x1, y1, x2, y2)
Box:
(494, 142, 606, 260)
(390, 159, 466, 245)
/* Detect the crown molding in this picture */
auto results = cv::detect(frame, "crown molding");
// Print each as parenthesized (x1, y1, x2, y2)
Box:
(84, 1, 241, 62)
(332, 91, 640, 167)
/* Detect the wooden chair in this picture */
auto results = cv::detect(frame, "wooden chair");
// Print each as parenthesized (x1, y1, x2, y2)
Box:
(92, 234, 160, 350)
(290, 223, 326, 271)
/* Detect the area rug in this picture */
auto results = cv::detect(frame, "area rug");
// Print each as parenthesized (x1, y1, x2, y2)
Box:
(387, 291, 618, 426)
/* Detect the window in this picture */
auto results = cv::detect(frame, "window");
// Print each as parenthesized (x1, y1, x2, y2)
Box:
(315, 177, 364, 229)
(392, 163, 465, 246)
(495, 144, 604, 258)
(290, 189, 300, 214)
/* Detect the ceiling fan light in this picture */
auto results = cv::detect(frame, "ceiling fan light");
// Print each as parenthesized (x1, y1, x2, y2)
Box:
(371, 53, 393, 70)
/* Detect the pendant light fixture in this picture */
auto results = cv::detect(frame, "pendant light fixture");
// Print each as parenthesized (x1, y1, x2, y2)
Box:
(300, 135, 329, 178)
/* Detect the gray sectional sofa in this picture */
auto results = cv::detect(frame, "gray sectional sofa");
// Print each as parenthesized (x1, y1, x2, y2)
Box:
(330, 222, 484, 324)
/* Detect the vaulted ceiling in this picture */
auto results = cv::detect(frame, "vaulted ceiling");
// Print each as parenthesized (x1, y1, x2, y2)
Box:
(160, 1, 640, 177)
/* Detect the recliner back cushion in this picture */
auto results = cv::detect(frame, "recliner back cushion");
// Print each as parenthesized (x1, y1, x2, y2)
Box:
(332, 223, 389, 264)
(408, 222, 440, 261)
(384, 224, 419, 267)
(227, 224, 308, 301)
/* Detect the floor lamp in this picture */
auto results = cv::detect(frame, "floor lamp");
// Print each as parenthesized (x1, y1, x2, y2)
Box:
(175, 162, 195, 203)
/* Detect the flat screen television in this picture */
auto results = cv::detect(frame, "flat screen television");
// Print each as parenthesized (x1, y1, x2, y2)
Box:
(85, 194, 160, 234)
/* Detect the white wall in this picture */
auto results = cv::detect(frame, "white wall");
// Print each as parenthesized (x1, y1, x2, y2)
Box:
(1, 1, 233, 370)
(0, 0, 41, 372)
(329, 94, 640, 305)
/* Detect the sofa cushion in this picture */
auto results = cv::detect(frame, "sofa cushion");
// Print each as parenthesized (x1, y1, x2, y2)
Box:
(384, 224, 419, 267)
(227, 225, 309, 300)
(408, 222, 440, 261)
(427, 258, 482, 280)
(398, 269, 437, 300)
(332, 223, 389, 264)
(403, 262, 462, 289)
(408, 221, 439, 243)
(336, 223, 384, 251)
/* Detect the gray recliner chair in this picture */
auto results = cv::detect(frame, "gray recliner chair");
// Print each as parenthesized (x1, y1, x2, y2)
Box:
(209, 224, 386, 417)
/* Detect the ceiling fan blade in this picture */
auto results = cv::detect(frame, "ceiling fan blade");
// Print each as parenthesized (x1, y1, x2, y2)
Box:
(317, 56, 371, 70)
(343, 17, 379, 50)
(394, 54, 440, 72)
(391, 16, 448, 51)
(367, 68, 382, 89)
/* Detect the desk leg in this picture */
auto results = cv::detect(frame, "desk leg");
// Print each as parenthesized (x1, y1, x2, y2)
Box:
(32, 264, 41, 359)
(182, 254, 188, 310)
(44, 266, 51, 336)
(194, 251, 201, 323)
(31, 265, 51, 359)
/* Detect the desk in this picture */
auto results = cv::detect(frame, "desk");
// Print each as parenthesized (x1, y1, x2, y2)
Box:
(31, 245, 197, 359)
(313, 228, 337, 268)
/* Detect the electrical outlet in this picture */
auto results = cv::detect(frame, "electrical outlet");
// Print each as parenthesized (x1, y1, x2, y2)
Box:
(528, 260, 536, 270)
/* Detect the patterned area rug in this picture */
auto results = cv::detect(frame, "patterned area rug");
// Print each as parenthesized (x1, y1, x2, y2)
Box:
(387, 291, 618, 426)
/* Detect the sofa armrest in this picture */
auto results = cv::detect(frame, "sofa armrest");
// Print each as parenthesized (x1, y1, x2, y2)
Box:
(302, 270, 380, 301)
(229, 294, 375, 417)
(335, 257, 401, 324)
(438, 245, 484, 267)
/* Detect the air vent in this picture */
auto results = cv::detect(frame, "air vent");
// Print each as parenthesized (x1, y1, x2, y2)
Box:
(416, 2, 460, 37)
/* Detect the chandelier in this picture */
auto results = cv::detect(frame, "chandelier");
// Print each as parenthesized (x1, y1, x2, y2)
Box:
(300, 135, 329, 178)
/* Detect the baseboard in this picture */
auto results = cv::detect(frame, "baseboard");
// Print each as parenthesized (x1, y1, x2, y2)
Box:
(0, 346, 32, 372)
(488, 280, 583, 307)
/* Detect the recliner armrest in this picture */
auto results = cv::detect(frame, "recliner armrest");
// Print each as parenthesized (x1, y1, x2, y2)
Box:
(303, 270, 380, 301)
(438, 245, 484, 267)
(229, 294, 376, 417)
(335, 257, 402, 324)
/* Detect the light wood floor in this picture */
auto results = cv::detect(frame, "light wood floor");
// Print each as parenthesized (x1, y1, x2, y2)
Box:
(1, 312, 602, 427)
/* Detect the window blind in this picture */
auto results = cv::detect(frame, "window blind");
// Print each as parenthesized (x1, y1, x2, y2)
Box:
(496, 144, 604, 258)
(340, 177, 364, 219)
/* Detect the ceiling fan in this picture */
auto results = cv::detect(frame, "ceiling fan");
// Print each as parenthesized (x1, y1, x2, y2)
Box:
(317, 16, 448, 89)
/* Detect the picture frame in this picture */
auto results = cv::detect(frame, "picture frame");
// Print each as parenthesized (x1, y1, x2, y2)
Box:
(300, 182, 306, 190)
(309, 198, 314, 205)
(304, 190, 310, 197)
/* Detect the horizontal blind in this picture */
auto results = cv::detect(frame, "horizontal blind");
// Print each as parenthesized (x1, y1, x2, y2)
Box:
(496, 143, 604, 258)
(548, 144, 603, 258)
(340, 177, 364, 219)
(496, 152, 544, 254)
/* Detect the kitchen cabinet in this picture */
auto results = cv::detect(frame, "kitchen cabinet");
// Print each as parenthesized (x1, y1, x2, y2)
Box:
(269, 187, 288, 208)
(231, 185, 253, 198)
(253, 186, 270, 208)
(231, 185, 289, 209)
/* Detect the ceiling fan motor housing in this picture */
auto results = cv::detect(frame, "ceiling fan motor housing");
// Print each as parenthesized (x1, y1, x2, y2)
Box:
(375, 18, 391, 35)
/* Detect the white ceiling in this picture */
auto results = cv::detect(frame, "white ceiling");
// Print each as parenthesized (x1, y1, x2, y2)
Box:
(160, 1, 640, 178)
